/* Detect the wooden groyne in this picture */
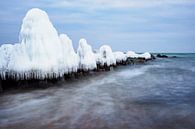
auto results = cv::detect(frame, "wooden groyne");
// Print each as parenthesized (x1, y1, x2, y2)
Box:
(0, 57, 155, 92)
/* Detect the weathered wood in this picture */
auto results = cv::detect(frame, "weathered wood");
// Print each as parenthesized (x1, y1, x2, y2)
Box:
(0, 79, 2, 92)
(0, 57, 155, 92)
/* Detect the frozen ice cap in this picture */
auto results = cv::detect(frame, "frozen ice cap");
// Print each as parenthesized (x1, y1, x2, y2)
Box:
(99, 45, 116, 66)
(127, 51, 151, 59)
(0, 44, 14, 70)
(59, 34, 79, 73)
(19, 8, 63, 72)
(0, 8, 74, 79)
(77, 38, 97, 70)
(114, 51, 127, 63)
(139, 52, 151, 59)
(126, 51, 139, 58)
(0, 8, 153, 80)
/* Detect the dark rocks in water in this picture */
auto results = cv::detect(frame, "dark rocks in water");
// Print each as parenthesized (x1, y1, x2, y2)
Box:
(126, 57, 136, 64)
(151, 54, 156, 60)
(96, 63, 107, 71)
(171, 56, 177, 58)
(156, 54, 168, 58)
(116, 60, 128, 65)
(156, 54, 177, 58)
(96, 63, 117, 71)
(0, 79, 2, 92)
(126, 57, 148, 64)
(137, 57, 146, 63)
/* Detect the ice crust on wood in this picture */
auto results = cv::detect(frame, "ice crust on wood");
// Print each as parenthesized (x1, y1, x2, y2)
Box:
(98, 45, 116, 66)
(0, 8, 152, 80)
(77, 39, 97, 71)
(127, 51, 151, 59)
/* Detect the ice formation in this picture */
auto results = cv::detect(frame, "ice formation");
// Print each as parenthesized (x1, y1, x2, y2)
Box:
(59, 34, 79, 73)
(0, 8, 79, 79)
(98, 45, 116, 66)
(0, 8, 153, 80)
(0, 44, 13, 69)
(127, 51, 151, 59)
(126, 51, 139, 58)
(114, 51, 127, 63)
(77, 39, 97, 71)
(20, 8, 64, 74)
(139, 52, 152, 59)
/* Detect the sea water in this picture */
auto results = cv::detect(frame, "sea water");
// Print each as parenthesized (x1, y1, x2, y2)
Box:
(0, 54, 195, 129)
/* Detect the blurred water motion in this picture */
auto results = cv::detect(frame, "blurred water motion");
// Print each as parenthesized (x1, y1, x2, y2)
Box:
(0, 54, 195, 129)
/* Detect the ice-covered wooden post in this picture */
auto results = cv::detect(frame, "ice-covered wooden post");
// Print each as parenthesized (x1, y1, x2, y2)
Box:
(0, 8, 81, 80)
(99, 45, 116, 70)
(77, 38, 97, 72)
(114, 51, 127, 65)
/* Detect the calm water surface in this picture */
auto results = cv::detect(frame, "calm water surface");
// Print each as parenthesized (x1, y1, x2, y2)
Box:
(0, 54, 195, 129)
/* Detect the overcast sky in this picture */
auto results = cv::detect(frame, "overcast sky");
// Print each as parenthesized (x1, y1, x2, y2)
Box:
(0, 0, 195, 52)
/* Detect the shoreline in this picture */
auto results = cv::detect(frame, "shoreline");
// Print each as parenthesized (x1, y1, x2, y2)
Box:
(0, 57, 154, 92)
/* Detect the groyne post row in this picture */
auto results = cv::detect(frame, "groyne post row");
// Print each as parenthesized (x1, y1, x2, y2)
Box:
(0, 57, 154, 91)
(0, 8, 156, 92)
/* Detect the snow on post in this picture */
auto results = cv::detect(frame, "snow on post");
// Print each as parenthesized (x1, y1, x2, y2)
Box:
(59, 34, 79, 73)
(126, 51, 139, 58)
(0, 44, 14, 70)
(139, 52, 152, 60)
(77, 39, 97, 71)
(0, 8, 75, 80)
(126, 51, 151, 60)
(0, 8, 154, 81)
(114, 51, 127, 63)
(19, 8, 63, 73)
(99, 45, 116, 66)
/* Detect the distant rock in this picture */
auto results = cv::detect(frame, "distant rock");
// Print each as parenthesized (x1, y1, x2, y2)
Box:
(170, 56, 177, 58)
(156, 54, 168, 58)
(156, 54, 177, 58)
